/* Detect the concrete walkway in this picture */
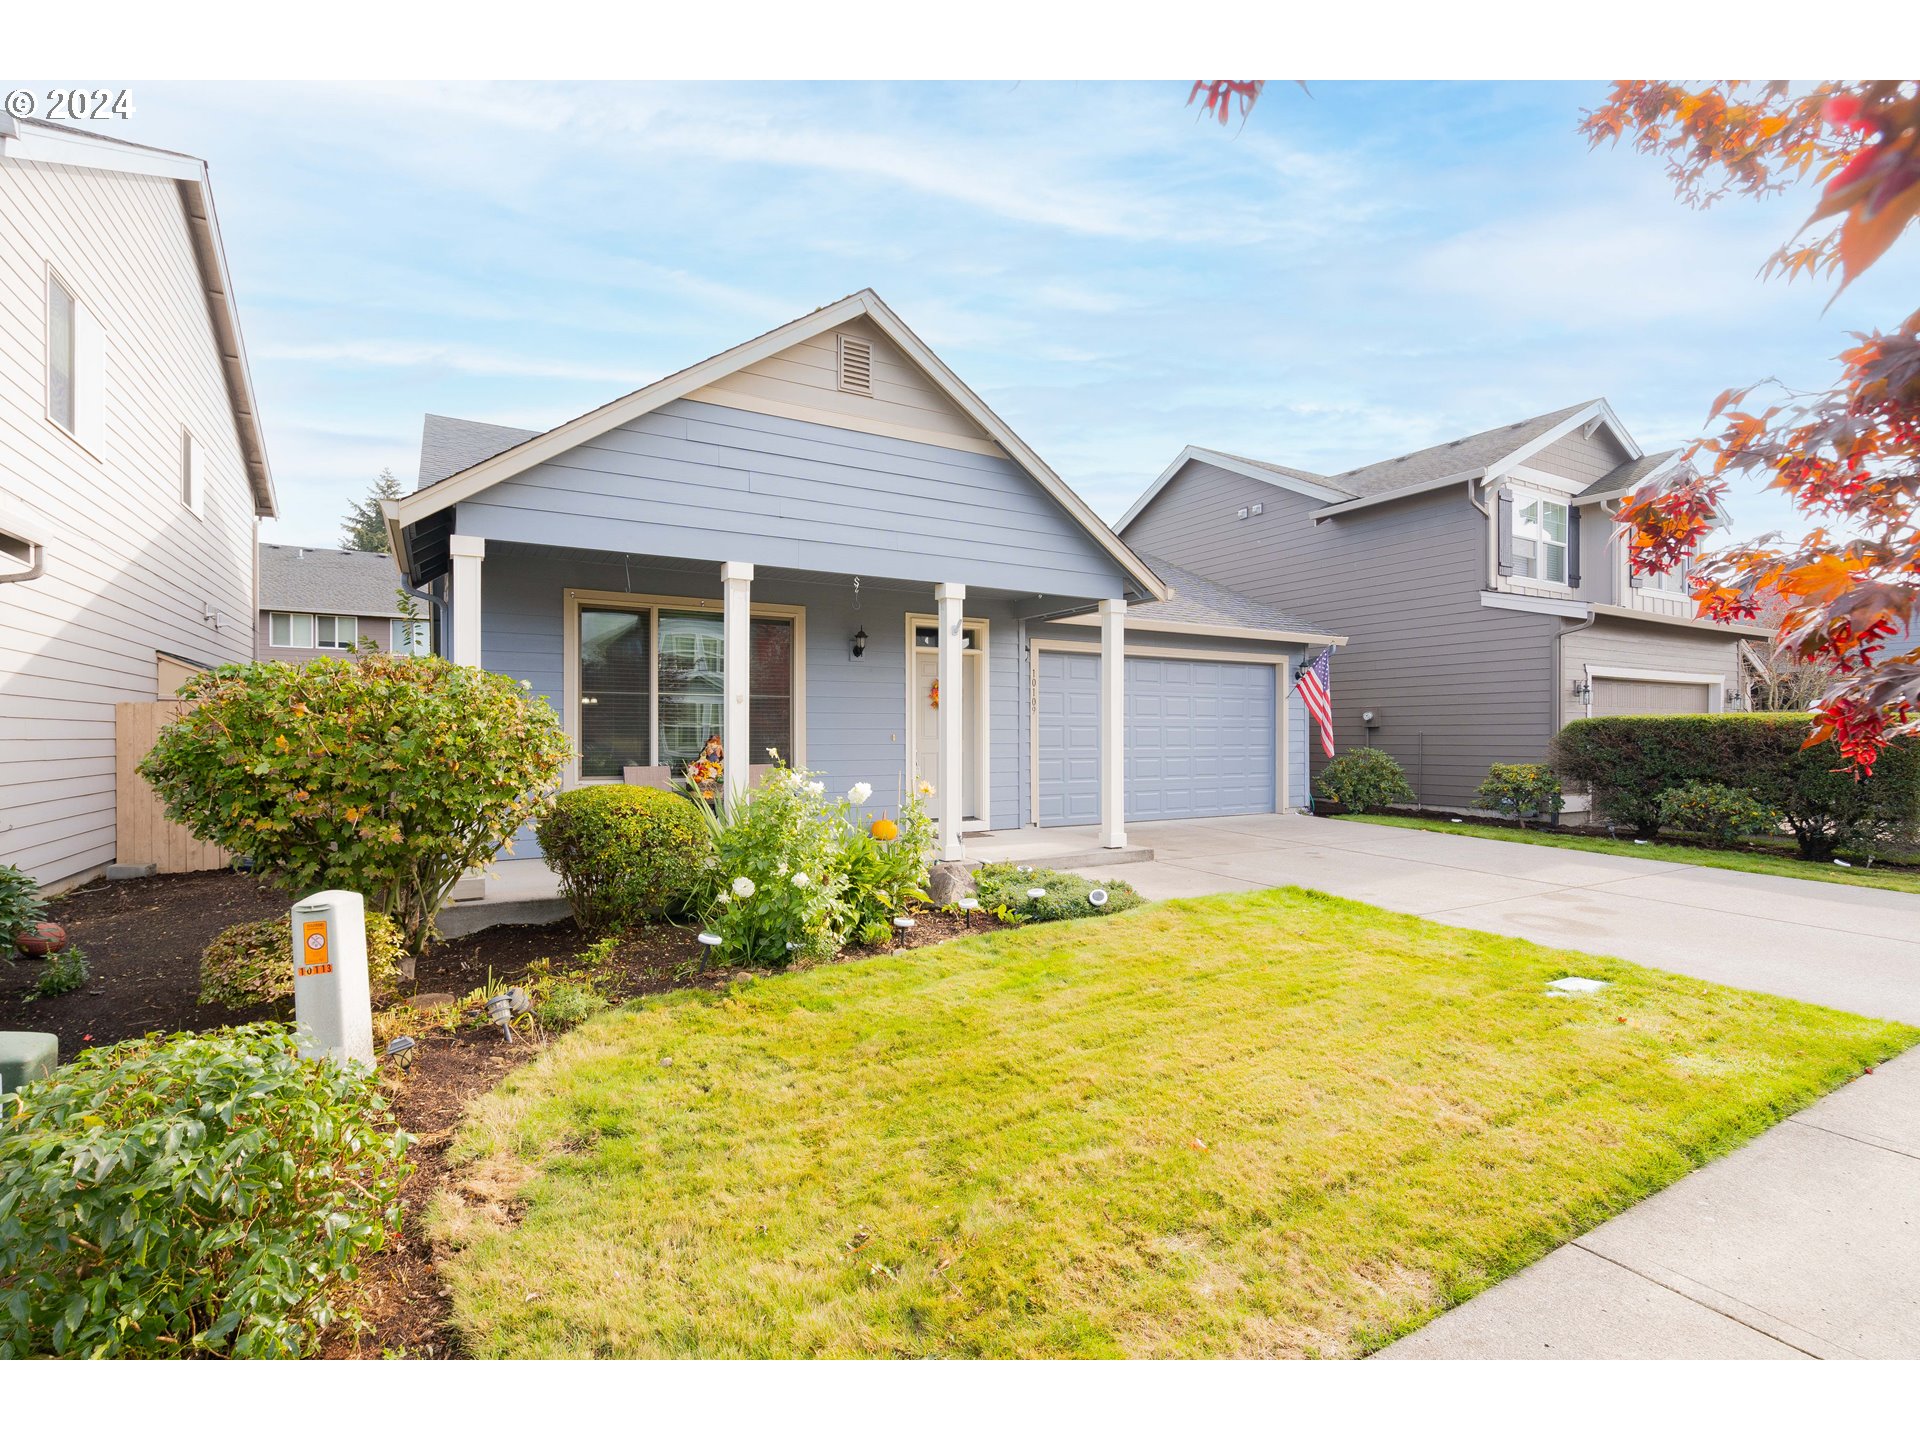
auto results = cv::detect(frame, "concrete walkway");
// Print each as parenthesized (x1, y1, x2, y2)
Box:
(975, 812, 1920, 1358)
(976, 812, 1920, 1025)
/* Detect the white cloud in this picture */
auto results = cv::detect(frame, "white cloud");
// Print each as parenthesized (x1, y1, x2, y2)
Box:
(256, 339, 645, 386)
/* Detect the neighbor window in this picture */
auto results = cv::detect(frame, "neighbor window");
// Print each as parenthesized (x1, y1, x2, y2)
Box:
(47, 275, 76, 434)
(315, 615, 356, 650)
(179, 430, 202, 514)
(1646, 557, 1690, 594)
(578, 602, 796, 779)
(391, 618, 431, 655)
(1512, 494, 1569, 584)
(270, 612, 314, 648)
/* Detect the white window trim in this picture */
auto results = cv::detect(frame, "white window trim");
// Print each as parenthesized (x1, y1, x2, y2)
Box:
(904, 611, 992, 833)
(1510, 488, 1573, 591)
(562, 586, 807, 786)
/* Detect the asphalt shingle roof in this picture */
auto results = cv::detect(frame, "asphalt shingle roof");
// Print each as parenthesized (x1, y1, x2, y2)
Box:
(1133, 553, 1340, 641)
(418, 414, 541, 488)
(259, 544, 408, 617)
(1576, 450, 1680, 500)
(1325, 401, 1595, 498)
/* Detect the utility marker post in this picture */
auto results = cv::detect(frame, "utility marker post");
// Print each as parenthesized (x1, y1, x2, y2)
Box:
(289, 890, 374, 1066)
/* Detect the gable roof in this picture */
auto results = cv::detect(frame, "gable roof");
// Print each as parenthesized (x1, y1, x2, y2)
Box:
(0, 117, 275, 517)
(259, 544, 409, 617)
(1120, 400, 1646, 532)
(1130, 554, 1344, 644)
(418, 414, 540, 488)
(1576, 450, 1681, 503)
(386, 289, 1167, 601)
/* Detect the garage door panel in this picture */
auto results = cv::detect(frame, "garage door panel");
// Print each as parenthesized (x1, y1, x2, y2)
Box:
(1039, 651, 1275, 825)
(1591, 677, 1713, 716)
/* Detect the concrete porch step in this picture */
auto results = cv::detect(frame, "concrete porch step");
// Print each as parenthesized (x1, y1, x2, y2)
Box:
(984, 844, 1155, 870)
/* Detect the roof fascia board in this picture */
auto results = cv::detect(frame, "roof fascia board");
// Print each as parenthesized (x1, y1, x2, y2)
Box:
(390, 290, 1168, 602)
(0, 121, 204, 183)
(1309, 467, 1485, 520)
(1116, 446, 1351, 532)
(1050, 612, 1346, 646)
(1588, 601, 1771, 638)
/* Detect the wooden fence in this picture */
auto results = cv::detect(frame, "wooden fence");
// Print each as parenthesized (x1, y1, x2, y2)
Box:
(115, 700, 231, 874)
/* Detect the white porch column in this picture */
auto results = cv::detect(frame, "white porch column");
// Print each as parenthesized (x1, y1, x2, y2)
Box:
(448, 535, 485, 666)
(721, 562, 754, 808)
(935, 582, 966, 863)
(1099, 597, 1126, 849)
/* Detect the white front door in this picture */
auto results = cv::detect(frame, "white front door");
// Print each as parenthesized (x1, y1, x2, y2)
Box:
(913, 647, 980, 823)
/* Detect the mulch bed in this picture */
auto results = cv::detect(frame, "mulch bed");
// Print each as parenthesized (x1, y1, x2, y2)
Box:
(3, 869, 1006, 1359)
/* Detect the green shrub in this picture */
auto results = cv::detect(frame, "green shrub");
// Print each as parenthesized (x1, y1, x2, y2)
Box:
(200, 913, 407, 1012)
(1655, 782, 1781, 847)
(1553, 713, 1920, 856)
(536, 784, 711, 930)
(839, 791, 936, 936)
(533, 978, 610, 1029)
(0, 864, 45, 959)
(1474, 762, 1566, 819)
(22, 945, 87, 1003)
(1314, 747, 1416, 814)
(0, 1024, 410, 1357)
(139, 654, 570, 949)
(974, 864, 1144, 923)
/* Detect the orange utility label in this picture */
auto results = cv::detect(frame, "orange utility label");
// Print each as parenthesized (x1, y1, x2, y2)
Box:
(299, 918, 332, 976)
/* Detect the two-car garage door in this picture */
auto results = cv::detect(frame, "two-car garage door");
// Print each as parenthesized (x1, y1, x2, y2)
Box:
(1590, 677, 1714, 716)
(1036, 650, 1276, 825)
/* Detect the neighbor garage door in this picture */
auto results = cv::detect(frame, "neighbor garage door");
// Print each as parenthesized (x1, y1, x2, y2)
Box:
(1590, 677, 1713, 716)
(1036, 650, 1276, 825)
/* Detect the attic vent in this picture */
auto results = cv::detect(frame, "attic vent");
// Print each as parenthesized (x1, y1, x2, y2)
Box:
(837, 333, 874, 395)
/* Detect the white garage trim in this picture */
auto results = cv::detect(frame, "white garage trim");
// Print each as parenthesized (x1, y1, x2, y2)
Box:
(1583, 663, 1725, 716)
(1029, 638, 1289, 825)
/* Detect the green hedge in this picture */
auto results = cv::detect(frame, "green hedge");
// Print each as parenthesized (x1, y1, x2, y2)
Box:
(536, 784, 712, 930)
(1551, 713, 1920, 857)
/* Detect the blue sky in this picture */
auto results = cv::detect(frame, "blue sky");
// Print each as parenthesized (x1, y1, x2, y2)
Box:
(104, 80, 1916, 546)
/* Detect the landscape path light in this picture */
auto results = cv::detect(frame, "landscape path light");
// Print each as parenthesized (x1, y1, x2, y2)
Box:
(1088, 889, 1108, 908)
(385, 1035, 417, 1070)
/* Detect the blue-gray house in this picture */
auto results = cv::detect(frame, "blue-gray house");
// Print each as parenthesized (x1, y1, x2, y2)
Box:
(383, 291, 1341, 866)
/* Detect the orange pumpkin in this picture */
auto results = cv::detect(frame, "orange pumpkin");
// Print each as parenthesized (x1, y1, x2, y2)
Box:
(870, 816, 899, 841)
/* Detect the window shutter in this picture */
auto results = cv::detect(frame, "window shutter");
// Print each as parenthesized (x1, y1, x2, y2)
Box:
(1495, 487, 1515, 576)
(1566, 503, 1582, 588)
(73, 301, 106, 454)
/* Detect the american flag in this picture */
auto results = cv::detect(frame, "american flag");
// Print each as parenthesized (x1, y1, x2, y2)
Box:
(1295, 649, 1335, 757)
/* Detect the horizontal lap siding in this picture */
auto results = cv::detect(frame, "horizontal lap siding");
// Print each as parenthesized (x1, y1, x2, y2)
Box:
(1124, 461, 1557, 809)
(0, 158, 257, 887)
(480, 546, 1026, 854)
(1561, 619, 1741, 728)
(456, 398, 1127, 599)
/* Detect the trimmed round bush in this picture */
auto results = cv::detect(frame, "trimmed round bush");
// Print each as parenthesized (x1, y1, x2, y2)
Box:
(0, 1024, 411, 1357)
(1474, 762, 1566, 819)
(1655, 782, 1781, 848)
(1314, 747, 1416, 815)
(200, 913, 407, 1012)
(537, 784, 712, 930)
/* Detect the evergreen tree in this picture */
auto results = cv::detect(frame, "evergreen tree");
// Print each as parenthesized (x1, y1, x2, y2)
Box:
(341, 468, 405, 552)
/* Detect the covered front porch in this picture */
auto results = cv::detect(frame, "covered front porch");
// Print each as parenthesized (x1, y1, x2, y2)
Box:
(442, 540, 1136, 868)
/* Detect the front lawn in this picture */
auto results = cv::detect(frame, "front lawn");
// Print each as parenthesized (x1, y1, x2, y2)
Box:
(434, 888, 1914, 1358)
(1335, 813, 1920, 895)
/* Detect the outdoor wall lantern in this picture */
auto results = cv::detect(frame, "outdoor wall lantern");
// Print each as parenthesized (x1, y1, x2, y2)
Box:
(1572, 679, 1593, 704)
(851, 627, 868, 660)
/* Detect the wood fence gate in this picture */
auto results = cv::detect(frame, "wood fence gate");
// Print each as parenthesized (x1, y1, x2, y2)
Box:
(115, 701, 230, 874)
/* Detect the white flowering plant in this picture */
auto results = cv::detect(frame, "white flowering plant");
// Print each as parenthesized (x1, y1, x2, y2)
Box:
(689, 756, 935, 968)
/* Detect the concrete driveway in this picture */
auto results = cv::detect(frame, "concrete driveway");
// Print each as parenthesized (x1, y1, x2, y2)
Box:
(982, 811, 1920, 1025)
(975, 812, 1920, 1358)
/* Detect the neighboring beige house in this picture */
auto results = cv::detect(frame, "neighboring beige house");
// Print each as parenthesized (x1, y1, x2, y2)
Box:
(257, 543, 429, 662)
(0, 117, 275, 890)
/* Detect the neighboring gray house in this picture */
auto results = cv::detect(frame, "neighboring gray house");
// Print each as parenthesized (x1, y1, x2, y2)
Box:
(256, 543, 429, 662)
(0, 118, 275, 890)
(381, 290, 1342, 875)
(1118, 400, 1770, 810)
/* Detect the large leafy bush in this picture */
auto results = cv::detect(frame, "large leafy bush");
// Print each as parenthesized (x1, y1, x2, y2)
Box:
(0, 1025, 410, 1357)
(1314, 747, 1416, 814)
(699, 769, 934, 968)
(1553, 714, 1920, 856)
(140, 654, 570, 947)
(0, 863, 45, 957)
(1474, 762, 1566, 819)
(536, 784, 711, 930)
(200, 913, 408, 1012)
(1655, 782, 1781, 848)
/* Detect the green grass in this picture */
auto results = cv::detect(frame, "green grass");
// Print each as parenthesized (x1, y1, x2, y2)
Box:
(1335, 813, 1920, 895)
(434, 889, 1915, 1358)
